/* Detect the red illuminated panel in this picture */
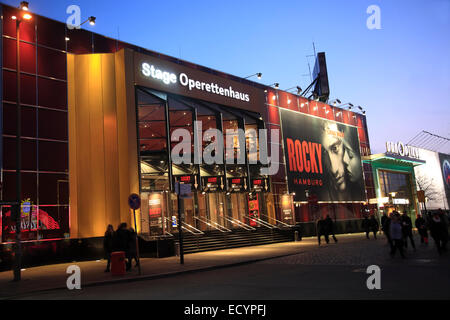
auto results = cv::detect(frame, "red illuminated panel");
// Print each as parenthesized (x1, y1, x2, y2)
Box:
(207, 177, 218, 184)
(267, 90, 278, 106)
(278, 91, 298, 111)
(180, 175, 191, 183)
(3, 208, 60, 233)
(253, 179, 262, 185)
(149, 208, 162, 216)
(267, 105, 280, 124)
(298, 97, 309, 114)
(231, 178, 242, 184)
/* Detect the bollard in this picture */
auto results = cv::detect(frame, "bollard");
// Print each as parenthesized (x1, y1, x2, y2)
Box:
(111, 251, 126, 276)
(295, 231, 299, 242)
(175, 242, 180, 257)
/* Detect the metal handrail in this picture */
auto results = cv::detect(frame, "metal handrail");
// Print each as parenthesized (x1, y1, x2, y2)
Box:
(163, 216, 204, 235)
(181, 222, 204, 235)
(258, 213, 295, 228)
(194, 216, 231, 233)
(222, 216, 256, 231)
(160, 217, 175, 237)
(244, 215, 277, 229)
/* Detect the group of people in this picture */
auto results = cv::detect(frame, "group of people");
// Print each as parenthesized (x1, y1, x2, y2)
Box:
(362, 215, 379, 239)
(380, 209, 449, 257)
(103, 223, 140, 273)
(317, 215, 338, 245)
(316, 209, 449, 257)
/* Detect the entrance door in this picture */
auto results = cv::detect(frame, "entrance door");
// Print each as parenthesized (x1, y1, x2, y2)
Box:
(169, 193, 196, 234)
(228, 193, 248, 227)
(206, 193, 226, 229)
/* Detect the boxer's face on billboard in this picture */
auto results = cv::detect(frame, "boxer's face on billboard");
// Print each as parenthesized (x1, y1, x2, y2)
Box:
(343, 142, 362, 183)
(322, 123, 346, 191)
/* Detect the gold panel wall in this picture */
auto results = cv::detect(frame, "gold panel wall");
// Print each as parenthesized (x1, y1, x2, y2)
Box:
(67, 49, 140, 239)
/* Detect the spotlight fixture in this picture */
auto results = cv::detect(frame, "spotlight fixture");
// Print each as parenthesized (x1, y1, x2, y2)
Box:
(356, 106, 366, 115)
(269, 83, 280, 89)
(20, 1, 29, 11)
(331, 99, 341, 106)
(284, 86, 303, 95)
(337, 102, 354, 110)
(245, 73, 262, 80)
(80, 16, 96, 27)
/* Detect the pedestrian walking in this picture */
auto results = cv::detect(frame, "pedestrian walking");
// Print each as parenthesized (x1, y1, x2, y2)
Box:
(317, 217, 329, 246)
(128, 228, 140, 268)
(401, 211, 416, 250)
(429, 210, 449, 255)
(390, 212, 405, 258)
(362, 215, 371, 239)
(114, 222, 132, 271)
(103, 224, 115, 272)
(415, 214, 429, 245)
(324, 215, 338, 243)
(369, 215, 379, 239)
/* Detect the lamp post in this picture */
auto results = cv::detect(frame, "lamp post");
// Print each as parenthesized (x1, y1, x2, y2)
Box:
(11, 1, 33, 282)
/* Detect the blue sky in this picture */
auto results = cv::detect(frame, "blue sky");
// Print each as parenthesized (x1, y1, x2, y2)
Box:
(3, 0, 449, 154)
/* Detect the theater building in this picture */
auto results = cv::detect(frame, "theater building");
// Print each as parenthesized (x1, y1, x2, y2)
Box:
(0, 4, 375, 266)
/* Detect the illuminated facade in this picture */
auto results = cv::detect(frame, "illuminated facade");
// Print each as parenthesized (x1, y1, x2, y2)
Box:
(0, 3, 375, 249)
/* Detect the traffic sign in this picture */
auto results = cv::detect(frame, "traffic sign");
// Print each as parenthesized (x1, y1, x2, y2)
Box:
(128, 193, 141, 210)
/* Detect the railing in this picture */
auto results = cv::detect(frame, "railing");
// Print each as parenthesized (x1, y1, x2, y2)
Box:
(181, 222, 204, 235)
(258, 213, 295, 228)
(194, 216, 231, 233)
(244, 215, 277, 229)
(162, 216, 204, 236)
(222, 216, 256, 231)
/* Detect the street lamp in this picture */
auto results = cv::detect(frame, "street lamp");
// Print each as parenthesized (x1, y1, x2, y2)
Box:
(11, 1, 33, 282)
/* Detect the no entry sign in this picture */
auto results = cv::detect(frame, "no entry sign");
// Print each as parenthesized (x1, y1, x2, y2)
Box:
(128, 193, 141, 210)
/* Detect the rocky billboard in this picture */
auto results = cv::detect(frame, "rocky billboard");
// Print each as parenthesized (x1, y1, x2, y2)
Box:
(280, 109, 366, 202)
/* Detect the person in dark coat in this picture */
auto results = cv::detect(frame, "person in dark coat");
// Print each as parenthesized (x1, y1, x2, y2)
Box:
(369, 215, 379, 239)
(415, 214, 429, 245)
(381, 212, 393, 249)
(401, 212, 416, 250)
(114, 222, 132, 271)
(390, 212, 405, 258)
(317, 217, 329, 246)
(429, 211, 449, 255)
(103, 224, 115, 272)
(324, 215, 338, 243)
(362, 215, 371, 239)
(128, 228, 140, 268)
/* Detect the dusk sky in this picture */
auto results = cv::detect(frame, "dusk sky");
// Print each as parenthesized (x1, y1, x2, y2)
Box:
(3, 0, 449, 154)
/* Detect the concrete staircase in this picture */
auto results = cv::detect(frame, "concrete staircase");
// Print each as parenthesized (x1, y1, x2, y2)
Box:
(176, 227, 295, 254)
